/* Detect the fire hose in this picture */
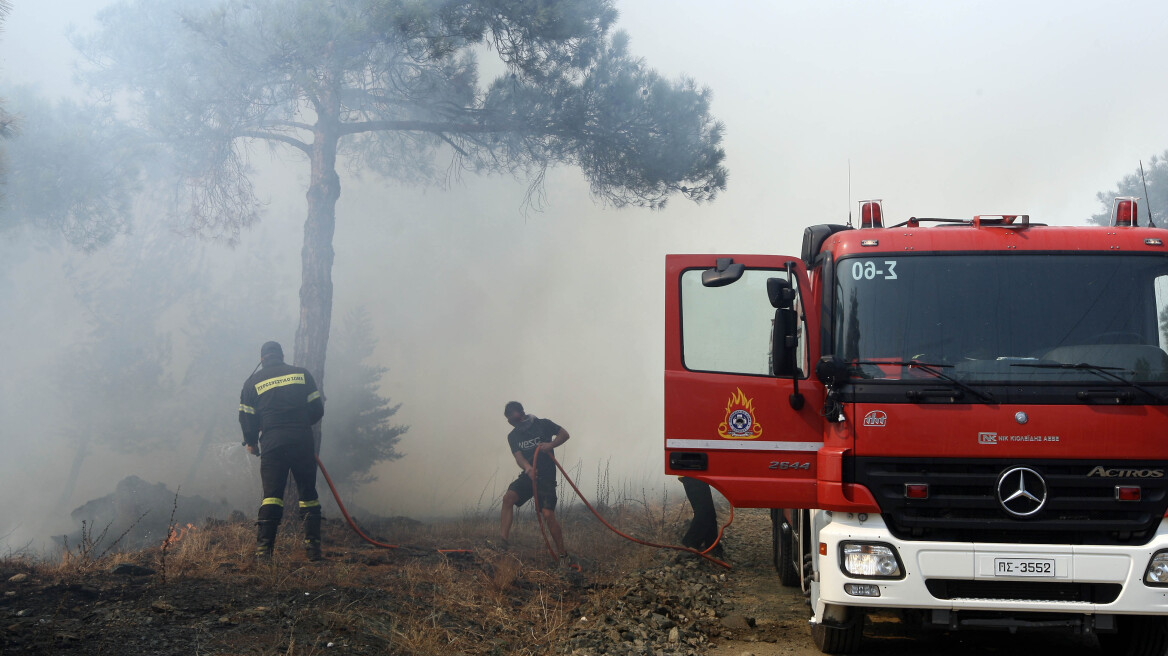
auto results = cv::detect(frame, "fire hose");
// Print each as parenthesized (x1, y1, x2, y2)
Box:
(315, 453, 732, 568)
(314, 455, 470, 555)
(531, 449, 732, 569)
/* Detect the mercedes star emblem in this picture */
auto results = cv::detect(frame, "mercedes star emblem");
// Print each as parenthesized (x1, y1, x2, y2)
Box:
(996, 467, 1047, 517)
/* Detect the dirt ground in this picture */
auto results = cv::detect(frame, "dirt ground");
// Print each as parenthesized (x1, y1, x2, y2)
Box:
(707, 509, 1107, 656)
(0, 507, 1134, 655)
(1, 514, 623, 656)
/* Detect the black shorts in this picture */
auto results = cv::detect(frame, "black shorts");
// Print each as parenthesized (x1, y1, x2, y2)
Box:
(507, 472, 557, 511)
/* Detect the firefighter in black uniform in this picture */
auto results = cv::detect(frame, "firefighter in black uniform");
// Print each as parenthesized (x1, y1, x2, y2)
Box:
(238, 341, 326, 561)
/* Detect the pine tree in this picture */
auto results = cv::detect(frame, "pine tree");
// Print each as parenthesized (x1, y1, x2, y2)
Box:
(319, 308, 407, 494)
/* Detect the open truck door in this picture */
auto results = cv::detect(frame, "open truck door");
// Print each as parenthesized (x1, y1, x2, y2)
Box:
(665, 254, 824, 508)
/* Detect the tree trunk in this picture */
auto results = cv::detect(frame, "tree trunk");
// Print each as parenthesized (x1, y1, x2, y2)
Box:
(294, 119, 341, 457)
(58, 438, 91, 512)
(183, 422, 219, 491)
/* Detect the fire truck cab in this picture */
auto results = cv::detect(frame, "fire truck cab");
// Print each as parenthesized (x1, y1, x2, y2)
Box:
(665, 200, 1168, 655)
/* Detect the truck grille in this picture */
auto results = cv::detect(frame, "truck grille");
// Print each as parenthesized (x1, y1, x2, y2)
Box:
(852, 458, 1168, 545)
(925, 579, 1122, 604)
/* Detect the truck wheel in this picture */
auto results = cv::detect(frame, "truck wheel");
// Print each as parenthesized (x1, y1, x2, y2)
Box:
(810, 606, 864, 654)
(1098, 616, 1168, 656)
(770, 509, 781, 570)
(803, 552, 814, 593)
(770, 510, 799, 587)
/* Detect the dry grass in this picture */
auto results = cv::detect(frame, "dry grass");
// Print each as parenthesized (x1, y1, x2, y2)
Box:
(8, 480, 707, 655)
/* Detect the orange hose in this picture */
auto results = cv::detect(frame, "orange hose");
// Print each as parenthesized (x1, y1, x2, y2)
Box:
(533, 449, 732, 569)
(316, 455, 400, 549)
(318, 453, 732, 569)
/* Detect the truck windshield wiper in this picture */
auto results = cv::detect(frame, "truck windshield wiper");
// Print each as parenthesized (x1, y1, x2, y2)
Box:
(852, 360, 994, 403)
(1012, 362, 1166, 404)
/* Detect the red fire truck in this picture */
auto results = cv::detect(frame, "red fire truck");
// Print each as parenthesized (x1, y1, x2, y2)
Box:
(664, 199, 1168, 655)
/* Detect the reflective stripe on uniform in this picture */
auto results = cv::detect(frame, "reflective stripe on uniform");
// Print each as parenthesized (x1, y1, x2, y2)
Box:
(239, 404, 256, 414)
(255, 373, 306, 395)
(307, 391, 321, 402)
(299, 499, 321, 508)
(261, 497, 284, 507)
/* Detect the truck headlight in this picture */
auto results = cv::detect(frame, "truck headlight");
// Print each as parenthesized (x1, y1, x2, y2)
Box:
(1145, 550, 1168, 586)
(840, 542, 904, 579)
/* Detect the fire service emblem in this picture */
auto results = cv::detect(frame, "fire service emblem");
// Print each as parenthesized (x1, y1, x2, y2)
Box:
(718, 388, 763, 439)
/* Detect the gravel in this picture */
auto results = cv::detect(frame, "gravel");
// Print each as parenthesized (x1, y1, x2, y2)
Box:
(560, 555, 734, 655)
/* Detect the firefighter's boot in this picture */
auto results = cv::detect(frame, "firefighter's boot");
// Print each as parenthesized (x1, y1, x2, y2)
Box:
(255, 498, 284, 560)
(301, 501, 323, 562)
(255, 520, 279, 560)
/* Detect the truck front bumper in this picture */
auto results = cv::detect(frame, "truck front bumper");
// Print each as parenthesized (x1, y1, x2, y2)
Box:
(815, 512, 1168, 618)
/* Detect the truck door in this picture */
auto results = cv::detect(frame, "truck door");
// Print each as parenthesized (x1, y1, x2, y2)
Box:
(665, 254, 823, 508)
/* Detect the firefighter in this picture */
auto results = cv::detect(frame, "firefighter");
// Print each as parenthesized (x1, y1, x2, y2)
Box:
(238, 341, 326, 561)
(500, 401, 570, 562)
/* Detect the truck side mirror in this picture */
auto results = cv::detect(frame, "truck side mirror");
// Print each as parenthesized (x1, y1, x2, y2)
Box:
(772, 307, 798, 377)
(815, 355, 848, 387)
(767, 277, 796, 309)
(701, 258, 745, 287)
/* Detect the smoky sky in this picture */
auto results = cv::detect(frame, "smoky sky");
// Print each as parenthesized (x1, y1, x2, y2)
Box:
(4, 0, 1168, 547)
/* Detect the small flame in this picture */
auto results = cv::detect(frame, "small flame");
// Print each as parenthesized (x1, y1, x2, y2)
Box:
(163, 523, 197, 547)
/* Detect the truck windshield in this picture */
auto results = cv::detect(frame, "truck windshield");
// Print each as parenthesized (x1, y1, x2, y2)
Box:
(834, 253, 1168, 383)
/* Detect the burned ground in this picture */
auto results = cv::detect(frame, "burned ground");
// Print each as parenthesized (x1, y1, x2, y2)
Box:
(2, 501, 740, 655)
(2, 509, 1118, 655)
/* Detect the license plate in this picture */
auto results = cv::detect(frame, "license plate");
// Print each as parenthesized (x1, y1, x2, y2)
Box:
(993, 558, 1055, 577)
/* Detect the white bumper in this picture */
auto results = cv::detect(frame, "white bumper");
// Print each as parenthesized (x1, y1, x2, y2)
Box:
(815, 512, 1168, 617)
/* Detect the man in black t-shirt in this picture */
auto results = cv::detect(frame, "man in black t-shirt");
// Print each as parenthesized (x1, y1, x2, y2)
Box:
(500, 401, 571, 560)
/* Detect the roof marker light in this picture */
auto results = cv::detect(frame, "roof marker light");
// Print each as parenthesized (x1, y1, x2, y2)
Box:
(1113, 197, 1139, 227)
(860, 200, 884, 229)
(1146, 238, 1163, 246)
(861, 239, 879, 247)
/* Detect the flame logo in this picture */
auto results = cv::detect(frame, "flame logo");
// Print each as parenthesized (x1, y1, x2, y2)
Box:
(718, 388, 763, 439)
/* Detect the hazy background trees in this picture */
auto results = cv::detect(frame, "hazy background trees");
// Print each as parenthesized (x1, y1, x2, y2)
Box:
(0, 86, 140, 249)
(1090, 153, 1168, 228)
(0, 1, 12, 157)
(73, 0, 728, 449)
(320, 308, 407, 498)
(2, 0, 727, 541)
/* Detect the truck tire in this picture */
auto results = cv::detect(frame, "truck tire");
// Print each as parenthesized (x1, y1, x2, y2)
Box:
(1098, 616, 1168, 656)
(770, 509, 781, 571)
(810, 607, 864, 654)
(772, 512, 799, 587)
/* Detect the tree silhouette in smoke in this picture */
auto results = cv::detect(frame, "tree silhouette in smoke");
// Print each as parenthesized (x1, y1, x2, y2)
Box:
(51, 222, 294, 509)
(1091, 153, 1168, 346)
(320, 308, 407, 495)
(0, 86, 139, 250)
(0, 2, 12, 152)
(73, 0, 728, 444)
(1090, 153, 1168, 228)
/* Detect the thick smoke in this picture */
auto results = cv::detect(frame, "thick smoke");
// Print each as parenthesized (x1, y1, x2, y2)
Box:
(7, 0, 1168, 554)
